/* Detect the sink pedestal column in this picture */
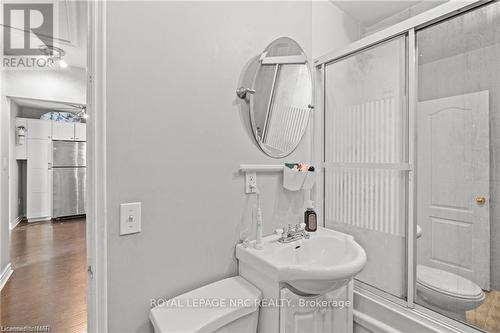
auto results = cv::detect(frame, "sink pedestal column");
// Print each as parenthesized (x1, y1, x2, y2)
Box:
(239, 262, 354, 333)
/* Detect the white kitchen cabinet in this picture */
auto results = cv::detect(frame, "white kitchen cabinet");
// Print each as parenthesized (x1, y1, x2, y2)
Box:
(52, 121, 75, 140)
(27, 119, 52, 140)
(52, 122, 87, 141)
(26, 139, 52, 221)
(74, 123, 86, 141)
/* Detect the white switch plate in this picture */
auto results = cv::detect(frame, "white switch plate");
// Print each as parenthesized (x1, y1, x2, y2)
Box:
(120, 202, 141, 235)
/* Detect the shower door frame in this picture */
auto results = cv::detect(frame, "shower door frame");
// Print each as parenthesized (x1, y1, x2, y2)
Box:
(314, 1, 494, 331)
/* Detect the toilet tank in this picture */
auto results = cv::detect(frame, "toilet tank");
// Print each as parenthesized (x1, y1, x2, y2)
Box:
(150, 276, 261, 333)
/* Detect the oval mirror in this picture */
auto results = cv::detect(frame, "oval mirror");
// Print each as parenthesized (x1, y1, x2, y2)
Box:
(248, 37, 312, 158)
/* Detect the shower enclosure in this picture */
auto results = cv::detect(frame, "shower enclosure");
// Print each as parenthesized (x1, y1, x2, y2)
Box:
(317, 1, 500, 331)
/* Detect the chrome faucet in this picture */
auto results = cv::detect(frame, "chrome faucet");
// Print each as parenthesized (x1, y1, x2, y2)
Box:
(277, 223, 310, 243)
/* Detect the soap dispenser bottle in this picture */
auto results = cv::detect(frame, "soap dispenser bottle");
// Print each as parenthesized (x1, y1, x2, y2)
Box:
(304, 200, 317, 232)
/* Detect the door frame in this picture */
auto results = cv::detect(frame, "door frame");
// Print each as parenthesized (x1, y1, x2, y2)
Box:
(0, 1, 108, 329)
(87, 1, 108, 332)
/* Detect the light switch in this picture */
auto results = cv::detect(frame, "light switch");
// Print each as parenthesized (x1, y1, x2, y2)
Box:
(120, 202, 141, 235)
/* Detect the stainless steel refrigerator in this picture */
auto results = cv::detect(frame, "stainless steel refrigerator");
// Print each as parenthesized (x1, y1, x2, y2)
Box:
(52, 141, 86, 218)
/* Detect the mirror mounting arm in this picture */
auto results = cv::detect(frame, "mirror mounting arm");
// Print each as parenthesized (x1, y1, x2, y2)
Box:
(236, 87, 256, 100)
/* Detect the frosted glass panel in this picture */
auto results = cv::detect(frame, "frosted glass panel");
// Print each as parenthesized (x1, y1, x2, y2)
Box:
(325, 168, 405, 236)
(324, 37, 407, 298)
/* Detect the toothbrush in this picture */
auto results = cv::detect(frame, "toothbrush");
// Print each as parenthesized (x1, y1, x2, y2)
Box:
(251, 184, 263, 250)
(255, 205, 263, 250)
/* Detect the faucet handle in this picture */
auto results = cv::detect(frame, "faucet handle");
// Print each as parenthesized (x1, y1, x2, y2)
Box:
(295, 223, 307, 232)
(282, 225, 290, 236)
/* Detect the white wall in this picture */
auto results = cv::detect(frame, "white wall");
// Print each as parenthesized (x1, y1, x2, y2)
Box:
(312, 1, 362, 57)
(105, 1, 360, 331)
(4, 68, 86, 104)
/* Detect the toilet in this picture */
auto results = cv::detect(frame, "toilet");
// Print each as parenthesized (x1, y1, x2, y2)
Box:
(150, 276, 261, 333)
(416, 265, 485, 320)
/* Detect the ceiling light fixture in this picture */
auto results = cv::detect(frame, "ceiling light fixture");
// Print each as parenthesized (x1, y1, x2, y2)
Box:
(39, 45, 68, 69)
(75, 106, 89, 120)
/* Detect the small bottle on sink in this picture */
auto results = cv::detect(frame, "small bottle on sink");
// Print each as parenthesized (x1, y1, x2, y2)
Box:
(304, 200, 317, 232)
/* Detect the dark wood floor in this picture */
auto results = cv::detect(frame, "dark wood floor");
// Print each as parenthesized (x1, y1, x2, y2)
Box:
(1, 218, 87, 332)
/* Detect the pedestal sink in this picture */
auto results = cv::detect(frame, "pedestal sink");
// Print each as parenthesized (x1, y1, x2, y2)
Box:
(236, 227, 366, 295)
(236, 227, 366, 332)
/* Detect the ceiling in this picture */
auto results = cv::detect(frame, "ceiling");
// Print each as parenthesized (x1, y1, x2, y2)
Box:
(332, 1, 438, 27)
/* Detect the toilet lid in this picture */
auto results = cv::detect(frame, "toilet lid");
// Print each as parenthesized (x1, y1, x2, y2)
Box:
(150, 276, 261, 333)
(417, 265, 483, 299)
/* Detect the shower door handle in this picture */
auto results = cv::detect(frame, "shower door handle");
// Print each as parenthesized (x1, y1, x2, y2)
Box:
(475, 196, 486, 205)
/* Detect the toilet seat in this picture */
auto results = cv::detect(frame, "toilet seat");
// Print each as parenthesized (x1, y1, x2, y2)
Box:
(416, 265, 483, 300)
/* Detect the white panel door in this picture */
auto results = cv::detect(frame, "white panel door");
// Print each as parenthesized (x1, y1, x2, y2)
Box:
(27, 119, 52, 140)
(52, 122, 75, 140)
(74, 123, 86, 141)
(27, 139, 52, 220)
(417, 91, 490, 290)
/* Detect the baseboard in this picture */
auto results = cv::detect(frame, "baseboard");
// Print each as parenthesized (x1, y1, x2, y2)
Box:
(27, 216, 51, 223)
(10, 216, 22, 230)
(0, 263, 13, 291)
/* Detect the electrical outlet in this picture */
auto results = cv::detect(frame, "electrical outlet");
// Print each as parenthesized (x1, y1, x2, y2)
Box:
(245, 172, 257, 194)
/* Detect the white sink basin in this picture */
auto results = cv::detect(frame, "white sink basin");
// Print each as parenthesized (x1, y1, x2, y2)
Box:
(236, 227, 366, 295)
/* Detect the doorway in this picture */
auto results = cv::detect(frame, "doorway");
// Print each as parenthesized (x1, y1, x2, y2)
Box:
(0, 1, 90, 331)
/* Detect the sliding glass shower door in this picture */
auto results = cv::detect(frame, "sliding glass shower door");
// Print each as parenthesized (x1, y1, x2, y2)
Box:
(415, 2, 500, 330)
(324, 36, 408, 298)
(321, 1, 500, 331)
